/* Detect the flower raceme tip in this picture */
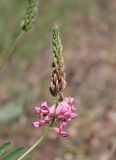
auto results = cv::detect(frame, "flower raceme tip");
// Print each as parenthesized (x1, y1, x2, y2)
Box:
(33, 97, 78, 137)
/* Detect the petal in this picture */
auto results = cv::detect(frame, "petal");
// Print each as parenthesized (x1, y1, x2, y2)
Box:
(70, 113, 78, 119)
(53, 127, 69, 137)
(56, 105, 62, 115)
(41, 106, 49, 114)
(40, 119, 47, 125)
(68, 97, 74, 103)
(61, 105, 69, 113)
(60, 122, 67, 129)
(45, 116, 51, 122)
(64, 111, 71, 116)
(60, 131, 69, 137)
(41, 101, 48, 107)
(53, 127, 60, 133)
(67, 118, 72, 121)
(71, 105, 76, 111)
(41, 101, 50, 114)
(35, 106, 40, 113)
(65, 97, 74, 104)
(49, 106, 55, 114)
(33, 122, 40, 128)
(62, 122, 67, 127)
(58, 115, 69, 121)
(57, 115, 65, 120)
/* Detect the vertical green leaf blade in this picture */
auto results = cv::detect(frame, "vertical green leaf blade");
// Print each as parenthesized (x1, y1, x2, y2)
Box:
(0, 142, 12, 156)
(3, 147, 26, 160)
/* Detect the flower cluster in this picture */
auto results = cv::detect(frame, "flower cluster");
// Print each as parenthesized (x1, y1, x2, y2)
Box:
(33, 97, 78, 137)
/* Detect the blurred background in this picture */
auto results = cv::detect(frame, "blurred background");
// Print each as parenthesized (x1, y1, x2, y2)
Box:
(0, 0, 116, 160)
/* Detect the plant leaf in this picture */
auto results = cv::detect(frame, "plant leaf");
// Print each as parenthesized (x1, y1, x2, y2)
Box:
(2, 147, 26, 160)
(0, 142, 12, 156)
(24, 156, 33, 160)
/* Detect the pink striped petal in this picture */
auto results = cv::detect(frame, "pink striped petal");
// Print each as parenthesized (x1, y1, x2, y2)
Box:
(33, 122, 40, 128)
(35, 106, 40, 113)
(53, 127, 60, 133)
(70, 113, 78, 119)
(41, 101, 48, 107)
(60, 131, 69, 137)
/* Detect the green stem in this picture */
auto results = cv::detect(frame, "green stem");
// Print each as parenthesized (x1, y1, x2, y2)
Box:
(17, 125, 50, 160)
(17, 134, 44, 160)
(0, 31, 24, 71)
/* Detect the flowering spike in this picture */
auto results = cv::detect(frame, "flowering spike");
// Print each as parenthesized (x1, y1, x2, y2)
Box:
(21, 0, 39, 31)
(53, 24, 63, 66)
(49, 24, 67, 101)
(33, 25, 78, 138)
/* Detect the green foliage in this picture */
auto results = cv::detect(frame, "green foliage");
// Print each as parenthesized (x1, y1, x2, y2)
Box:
(0, 142, 12, 156)
(0, 142, 33, 160)
(2, 147, 26, 160)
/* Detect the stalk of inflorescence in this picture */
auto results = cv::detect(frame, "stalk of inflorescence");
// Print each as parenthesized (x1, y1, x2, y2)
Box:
(17, 124, 50, 160)
(0, 0, 39, 71)
(17, 135, 44, 160)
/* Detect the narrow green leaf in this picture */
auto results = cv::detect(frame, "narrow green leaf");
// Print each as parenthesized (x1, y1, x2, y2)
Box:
(0, 142, 12, 156)
(3, 147, 26, 160)
(24, 156, 33, 160)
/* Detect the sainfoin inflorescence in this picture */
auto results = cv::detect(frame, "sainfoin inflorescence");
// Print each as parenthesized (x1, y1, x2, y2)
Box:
(16, 24, 78, 160)
(33, 24, 78, 137)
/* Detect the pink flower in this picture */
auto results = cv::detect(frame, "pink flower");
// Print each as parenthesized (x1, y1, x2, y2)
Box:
(35, 101, 50, 115)
(53, 127, 69, 137)
(56, 97, 78, 121)
(53, 122, 68, 137)
(33, 101, 51, 128)
(33, 97, 78, 137)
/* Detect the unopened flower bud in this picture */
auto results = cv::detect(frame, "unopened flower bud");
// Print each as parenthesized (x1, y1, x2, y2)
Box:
(50, 24, 66, 100)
